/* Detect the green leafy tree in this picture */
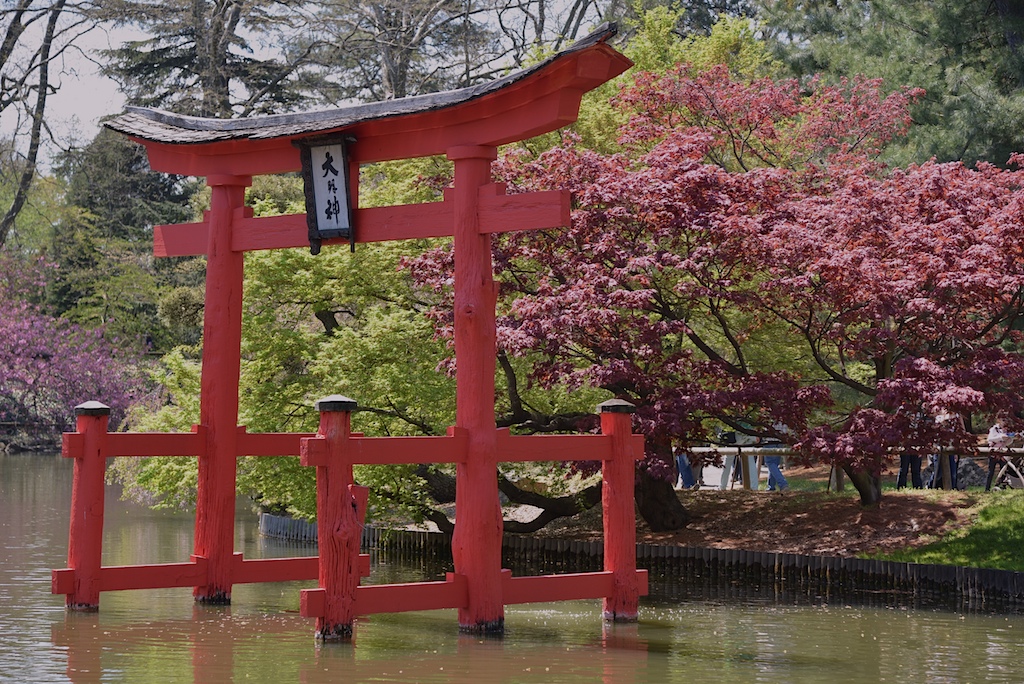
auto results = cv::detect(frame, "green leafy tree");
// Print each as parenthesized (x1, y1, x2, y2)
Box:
(49, 128, 202, 349)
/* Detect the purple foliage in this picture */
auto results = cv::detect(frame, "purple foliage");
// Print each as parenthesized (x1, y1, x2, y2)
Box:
(0, 296, 146, 437)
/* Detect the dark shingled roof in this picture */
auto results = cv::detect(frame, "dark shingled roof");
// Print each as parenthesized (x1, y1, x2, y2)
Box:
(105, 23, 618, 146)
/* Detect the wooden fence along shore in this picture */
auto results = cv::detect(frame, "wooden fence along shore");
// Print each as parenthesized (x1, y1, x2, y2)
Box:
(259, 513, 1024, 609)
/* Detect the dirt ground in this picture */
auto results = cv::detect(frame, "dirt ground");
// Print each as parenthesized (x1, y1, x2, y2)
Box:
(535, 465, 982, 558)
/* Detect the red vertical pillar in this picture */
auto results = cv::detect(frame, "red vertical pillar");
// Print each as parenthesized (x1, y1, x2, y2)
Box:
(447, 145, 504, 634)
(65, 401, 110, 611)
(600, 398, 640, 622)
(299, 395, 367, 641)
(194, 174, 251, 603)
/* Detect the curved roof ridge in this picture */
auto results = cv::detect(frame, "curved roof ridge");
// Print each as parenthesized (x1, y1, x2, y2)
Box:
(106, 23, 618, 144)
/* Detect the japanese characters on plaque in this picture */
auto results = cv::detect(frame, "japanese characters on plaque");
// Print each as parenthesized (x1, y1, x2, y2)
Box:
(298, 139, 353, 254)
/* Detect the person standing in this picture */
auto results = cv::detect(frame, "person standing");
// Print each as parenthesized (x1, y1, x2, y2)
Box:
(986, 418, 1015, 491)
(897, 452, 923, 489)
(927, 411, 962, 490)
(761, 423, 789, 491)
(896, 409, 925, 489)
(674, 447, 697, 490)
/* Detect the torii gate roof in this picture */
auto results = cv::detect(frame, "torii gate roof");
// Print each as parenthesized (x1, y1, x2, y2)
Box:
(105, 24, 631, 177)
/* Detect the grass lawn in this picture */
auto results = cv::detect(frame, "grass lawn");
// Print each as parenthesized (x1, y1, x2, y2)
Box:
(867, 489, 1024, 571)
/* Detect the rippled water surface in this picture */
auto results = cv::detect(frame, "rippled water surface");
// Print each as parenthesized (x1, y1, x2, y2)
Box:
(4, 453, 1024, 683)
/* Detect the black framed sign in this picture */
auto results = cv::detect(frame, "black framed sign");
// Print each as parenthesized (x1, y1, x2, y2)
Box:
(297, 137, 354, 254)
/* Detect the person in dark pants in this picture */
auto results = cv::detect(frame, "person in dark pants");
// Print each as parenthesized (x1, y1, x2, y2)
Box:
(897, 452, 923, 489)
(927, 411, 962, 490)
(674, 448, 697, 490)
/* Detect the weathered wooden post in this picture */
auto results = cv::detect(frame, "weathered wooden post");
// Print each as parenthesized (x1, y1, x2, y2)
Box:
(448, 145, 505, 634)
(300, 395, 369, 641)
(939, 447, 953, 490)
(600, 398, 640, 622)
(193, 174, 251, 604)
(63, 401, 110, 611)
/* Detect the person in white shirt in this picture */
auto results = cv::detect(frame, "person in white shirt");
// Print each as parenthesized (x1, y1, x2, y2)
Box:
(986, 418, 1015, 491)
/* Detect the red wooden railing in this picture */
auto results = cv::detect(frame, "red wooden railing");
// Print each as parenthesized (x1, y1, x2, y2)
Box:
(54, 397, 647, 638)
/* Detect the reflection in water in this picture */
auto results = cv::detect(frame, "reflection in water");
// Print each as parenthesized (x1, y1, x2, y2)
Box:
(4, 454, 1024, 683)
(49, 605, 652, 683)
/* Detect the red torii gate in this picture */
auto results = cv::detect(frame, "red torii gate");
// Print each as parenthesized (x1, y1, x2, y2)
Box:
(52, 24, 647, 638)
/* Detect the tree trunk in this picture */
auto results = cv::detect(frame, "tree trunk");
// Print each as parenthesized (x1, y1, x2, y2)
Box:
(634, 467, 689, 532)
(842, 464, 882, 507)
(0, 0, 64, 248)
(411, 464, 691, 534)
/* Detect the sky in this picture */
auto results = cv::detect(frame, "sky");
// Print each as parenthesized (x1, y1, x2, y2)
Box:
(49, 57, 125, 143)
(0, 24, 132, 169)
(52, 24, 136, 141)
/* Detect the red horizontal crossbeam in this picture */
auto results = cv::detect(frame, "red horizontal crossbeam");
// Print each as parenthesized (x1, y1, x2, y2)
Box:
(298, 568, 649, 618)
(236, 429, 311, 456)
(503, 569, 649, 605)
(52, 553, 371, 596)
(52, 559, 207, 594)
(62, 426, 640, 464)
(153, 187, 570, 258)
(232, 553, 370, 584)
(109, 431, 204, 457)
(355, 573, 470, 615)
(61, 431, 205, 459)
(345, 429, 468, 465)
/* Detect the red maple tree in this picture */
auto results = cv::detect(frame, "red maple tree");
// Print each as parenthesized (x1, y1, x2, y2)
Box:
(413, 63, 1024, 519)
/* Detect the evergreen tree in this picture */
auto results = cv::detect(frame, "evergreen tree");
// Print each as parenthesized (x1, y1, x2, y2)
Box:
(92, 0, 322, 116)
(757, 0, 1024, 166)
(50, 128, 203, 349)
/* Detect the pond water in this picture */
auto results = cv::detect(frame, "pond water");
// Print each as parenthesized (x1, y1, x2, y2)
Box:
(4, 452, 1024, 683)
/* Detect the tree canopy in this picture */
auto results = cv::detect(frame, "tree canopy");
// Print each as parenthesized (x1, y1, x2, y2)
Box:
(9, 2, 1024, 525)
(428, 60, 1024, 506)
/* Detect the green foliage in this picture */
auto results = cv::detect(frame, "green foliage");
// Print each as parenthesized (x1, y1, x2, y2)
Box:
(234, 240, 454, 518)
(758, 0, 1024, 166)
(109, 348, 202, 508)
(359, 158, 449, 208)
(157, 286, 205, 345)
(539, 8, 782, 155)
(46, 129, 203, 350)
(246, 174, 306, 216)
(238, 456, 318, 519)
(628, 8, 779, 77)
(48, 225, 163, 348)
(137, 348, 203, 430)
(871, 491, 1024, 571)
(312, 309, 455, 435)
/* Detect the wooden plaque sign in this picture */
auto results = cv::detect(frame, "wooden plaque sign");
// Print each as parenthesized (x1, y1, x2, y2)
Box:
(298, 139, 353, 254)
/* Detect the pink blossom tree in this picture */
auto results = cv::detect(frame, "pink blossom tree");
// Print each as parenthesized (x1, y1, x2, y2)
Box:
(0, 254, 147, 448)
